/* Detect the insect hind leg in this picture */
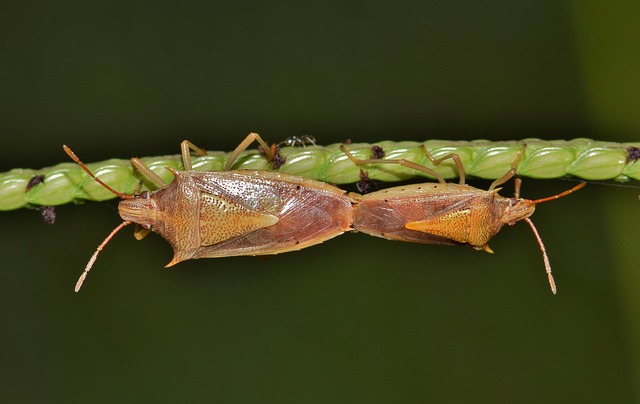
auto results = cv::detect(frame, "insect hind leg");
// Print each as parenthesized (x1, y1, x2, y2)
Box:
(340, 144, 448, 184)
(418, 146, 466, 185)
(180, 140, 208, 171)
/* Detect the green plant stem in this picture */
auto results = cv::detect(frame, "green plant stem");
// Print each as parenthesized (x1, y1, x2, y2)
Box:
(1, 138, 638, 211)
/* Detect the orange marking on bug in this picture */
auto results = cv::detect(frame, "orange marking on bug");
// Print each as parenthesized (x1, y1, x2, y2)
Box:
(406, 209, 471, 244)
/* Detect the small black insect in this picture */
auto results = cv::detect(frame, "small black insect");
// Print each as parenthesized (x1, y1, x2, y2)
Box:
(258, 144, 287, 169)
(26, 175, 46, 191)
(278, 135, 316, 148)
(356, 170, 378, 193)
(37, 206, 56, 225)
(625, 146, 640, 163)
(370, 145, 385, 160)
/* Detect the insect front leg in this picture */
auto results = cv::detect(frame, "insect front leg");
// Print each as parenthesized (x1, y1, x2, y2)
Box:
(130, 139, 208, 189)
(488, 144, 527, 191)
(130, 158, 167, 189)
(514, 178, 522, 199)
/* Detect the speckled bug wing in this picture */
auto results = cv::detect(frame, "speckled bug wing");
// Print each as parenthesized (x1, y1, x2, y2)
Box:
(158, 170, 354, 265)
(352, 182, 502, 248)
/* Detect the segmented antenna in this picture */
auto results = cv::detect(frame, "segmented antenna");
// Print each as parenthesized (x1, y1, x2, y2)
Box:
(523, 218, 556, 294)
(63, 145, 133, 199)
(64, 145, 136, 292)
(75, 221, 132, 292)
(533, 182, 586, 204)
(525, 181, 586, 294)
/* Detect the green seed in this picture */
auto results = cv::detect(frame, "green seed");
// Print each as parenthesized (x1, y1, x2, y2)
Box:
(1, 139, 638, 211)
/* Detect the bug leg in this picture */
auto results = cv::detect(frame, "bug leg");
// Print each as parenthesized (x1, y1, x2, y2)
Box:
(418, 145, 466, 185)
(130, 158, 167, 189)
(489, 144, 527, 191)
(514, 178, 522, 199)
(340, 145, 447, 184)
(225, 132, 274, 171)
(301, 135, 316, 146)
(180, 140, 208, 171)
(133, 224, 151, 240)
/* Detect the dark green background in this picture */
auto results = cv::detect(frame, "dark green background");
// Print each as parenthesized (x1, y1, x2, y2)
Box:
(2, 1, 639, 402)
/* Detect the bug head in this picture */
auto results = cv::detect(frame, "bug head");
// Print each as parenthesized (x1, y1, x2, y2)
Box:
(118, 190, 157, 229)
(501, 197, 537, 226)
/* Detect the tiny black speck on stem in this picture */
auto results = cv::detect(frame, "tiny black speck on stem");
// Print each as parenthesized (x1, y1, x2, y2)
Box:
(26, 175, 45, 191)
(371, 145, 385, 160)
(626, 146, 640, 163)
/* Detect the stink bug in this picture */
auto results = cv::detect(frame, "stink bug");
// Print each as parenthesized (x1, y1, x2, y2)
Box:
(66, 133, 353, 291)
(344, 144, 585, 294)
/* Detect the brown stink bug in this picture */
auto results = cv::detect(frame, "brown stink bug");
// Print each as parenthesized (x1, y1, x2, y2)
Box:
(65, 133, 353, 291)
(343, 144, 585, 294)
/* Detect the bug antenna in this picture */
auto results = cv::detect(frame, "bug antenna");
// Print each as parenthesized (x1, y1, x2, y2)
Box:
(75, 221, 132, 292)
(533, 182, 586, 205)
(63, 145, 132, 199)
(524, 218, 557, 294)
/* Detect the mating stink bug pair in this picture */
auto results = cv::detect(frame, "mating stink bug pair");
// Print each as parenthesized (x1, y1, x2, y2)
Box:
(65, 133, 584, 293)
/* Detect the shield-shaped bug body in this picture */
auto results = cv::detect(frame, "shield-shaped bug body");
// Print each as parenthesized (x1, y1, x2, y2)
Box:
(119, 169, 353, 264)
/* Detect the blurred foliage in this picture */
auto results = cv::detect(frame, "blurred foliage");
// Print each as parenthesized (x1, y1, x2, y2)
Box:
(570, 0, 640, 401)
